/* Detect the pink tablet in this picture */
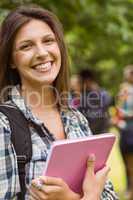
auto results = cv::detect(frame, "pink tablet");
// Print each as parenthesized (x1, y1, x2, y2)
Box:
(43, 133, 116, 194)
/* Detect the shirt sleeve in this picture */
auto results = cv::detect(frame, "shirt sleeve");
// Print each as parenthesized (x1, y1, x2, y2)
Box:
(72, 108, 93, 136)
(101, 180, 119, 200)
(73, 109, 119, 200)
(0, 112, 20, 200)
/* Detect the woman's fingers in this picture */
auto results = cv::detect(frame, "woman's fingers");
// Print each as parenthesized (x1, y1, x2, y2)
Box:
(86, 154, 110, 179)
(86, 154, 96, 175)
(34, 176, 65, 186)
(82, 155, 111, 198)
(29, 184, 50, 200)
(96, 165, 111, 178)
(30, 178, 63, 195)
(29, 187, 41, 200)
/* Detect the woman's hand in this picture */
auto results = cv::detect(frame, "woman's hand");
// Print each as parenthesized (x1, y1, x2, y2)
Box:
(81, 154, 110, 200)
(29, 176, 81, 200)
(29, 155, 110, 200)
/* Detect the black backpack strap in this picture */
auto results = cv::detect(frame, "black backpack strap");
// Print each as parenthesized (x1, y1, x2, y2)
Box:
(0, 104, 32, 200)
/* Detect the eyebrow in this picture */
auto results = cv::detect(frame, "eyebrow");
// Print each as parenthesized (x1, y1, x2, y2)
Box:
(17, 33, 55, 45)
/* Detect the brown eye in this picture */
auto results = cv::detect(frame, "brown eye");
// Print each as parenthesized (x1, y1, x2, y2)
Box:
(19, 43, 33, 50)
(43, 38, 55, 44)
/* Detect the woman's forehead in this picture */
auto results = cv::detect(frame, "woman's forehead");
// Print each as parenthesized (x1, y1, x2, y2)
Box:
(14, 19, 55, 44)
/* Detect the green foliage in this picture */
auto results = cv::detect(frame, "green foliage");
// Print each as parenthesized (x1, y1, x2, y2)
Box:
(0, 0, 133, 94)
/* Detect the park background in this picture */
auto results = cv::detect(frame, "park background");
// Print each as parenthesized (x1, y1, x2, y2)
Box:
(1, 0, 133, 199)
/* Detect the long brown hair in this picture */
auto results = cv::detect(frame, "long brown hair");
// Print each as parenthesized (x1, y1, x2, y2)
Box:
(0, 5, 70, 107)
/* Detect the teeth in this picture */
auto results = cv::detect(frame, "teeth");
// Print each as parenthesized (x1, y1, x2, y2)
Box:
(35, 62, 52, 72)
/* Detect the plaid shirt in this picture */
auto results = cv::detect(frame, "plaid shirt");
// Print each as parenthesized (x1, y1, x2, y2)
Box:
(0, 86, 118, 200)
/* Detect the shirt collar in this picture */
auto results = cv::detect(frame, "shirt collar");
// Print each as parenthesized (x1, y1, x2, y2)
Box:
(10, 85, 71, 126)
(11, 86, 43, 125)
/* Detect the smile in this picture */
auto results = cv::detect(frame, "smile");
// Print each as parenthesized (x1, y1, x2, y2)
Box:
(32, 61, 53, 72)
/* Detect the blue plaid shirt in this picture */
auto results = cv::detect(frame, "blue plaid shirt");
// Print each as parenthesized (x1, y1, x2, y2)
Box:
(0, 86, 118, 199)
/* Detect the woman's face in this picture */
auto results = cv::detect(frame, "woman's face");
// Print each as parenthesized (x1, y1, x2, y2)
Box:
(12, 19, 61, 88)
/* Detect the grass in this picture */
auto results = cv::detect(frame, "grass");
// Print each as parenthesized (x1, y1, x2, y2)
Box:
(107, 127, 127, 199)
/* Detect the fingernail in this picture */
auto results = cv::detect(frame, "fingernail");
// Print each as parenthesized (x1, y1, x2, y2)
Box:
(88, 154, 95, 161)
(39, 176, 47, 183)
(33, 179, 43, 190)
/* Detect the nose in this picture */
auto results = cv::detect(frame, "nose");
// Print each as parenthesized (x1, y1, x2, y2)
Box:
(36, 44, 48, 59)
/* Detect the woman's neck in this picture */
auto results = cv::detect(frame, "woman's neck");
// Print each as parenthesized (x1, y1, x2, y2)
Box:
(20, 84, 58, 110)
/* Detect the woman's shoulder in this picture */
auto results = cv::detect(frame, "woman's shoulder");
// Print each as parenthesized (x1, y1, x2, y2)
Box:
(66, 107, 89, 122)
(0, 111, 10, 128)
(0, 103, 12, 130)
(62, 106, 85, 119)
(0, 108, 11, 149)
(61, 107, 92, 136)
(119, 82, 130, 91)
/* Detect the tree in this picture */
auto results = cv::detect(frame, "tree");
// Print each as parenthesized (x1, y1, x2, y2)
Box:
(0, 0, 133, 94)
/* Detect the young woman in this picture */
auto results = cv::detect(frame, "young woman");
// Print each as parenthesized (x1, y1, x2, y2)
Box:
(0, 5, 118, 200)
(117, 65, 133, 200)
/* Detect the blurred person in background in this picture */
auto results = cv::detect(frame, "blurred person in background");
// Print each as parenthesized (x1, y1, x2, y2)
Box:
(116, 65, 133, 200)
(78, 69, 112, 135)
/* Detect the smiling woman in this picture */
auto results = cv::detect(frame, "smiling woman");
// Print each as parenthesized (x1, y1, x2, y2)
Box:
(12, 19, 61, 87)
(0, 4, 118, 200)
(0, 5, 69, 107)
